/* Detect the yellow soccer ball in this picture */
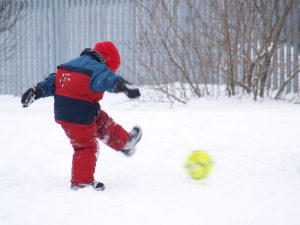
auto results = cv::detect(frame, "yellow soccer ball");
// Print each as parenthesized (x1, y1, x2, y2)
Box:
(185, 150, 213, 180)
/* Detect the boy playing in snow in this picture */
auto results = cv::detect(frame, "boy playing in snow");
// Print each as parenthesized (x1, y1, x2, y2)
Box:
(21, 41, 142, 191)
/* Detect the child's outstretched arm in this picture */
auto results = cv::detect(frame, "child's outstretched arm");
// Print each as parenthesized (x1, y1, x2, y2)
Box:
(21, 73, 56, 108)
(90, 67, 140, 99)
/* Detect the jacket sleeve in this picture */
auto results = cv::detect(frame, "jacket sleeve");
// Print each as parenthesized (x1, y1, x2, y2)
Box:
(90, 67, 123, 93)
(36, 73, 56, 97)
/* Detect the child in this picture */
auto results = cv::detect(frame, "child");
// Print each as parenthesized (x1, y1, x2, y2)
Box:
(21, 41, 142, 191)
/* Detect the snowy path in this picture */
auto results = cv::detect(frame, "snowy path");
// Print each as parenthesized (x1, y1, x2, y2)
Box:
(0, 95, 300, 225)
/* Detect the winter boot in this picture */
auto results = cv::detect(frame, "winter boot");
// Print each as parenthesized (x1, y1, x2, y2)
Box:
(121, 126, 142, 157)
(71, 181, 105, 191)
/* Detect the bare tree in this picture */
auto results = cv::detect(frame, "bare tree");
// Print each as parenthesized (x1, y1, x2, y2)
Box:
(211, 0, 295, 100)
(249, 0, 294, 100)
(133, 0, 297, 102)
(133, 0, 212, 104)
(0, 0, 27, 60)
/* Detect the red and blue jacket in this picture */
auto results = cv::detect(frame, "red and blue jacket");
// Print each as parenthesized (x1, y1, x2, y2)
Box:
(36, 50, 123, 125)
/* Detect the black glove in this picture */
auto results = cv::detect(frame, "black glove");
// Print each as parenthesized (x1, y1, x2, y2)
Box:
(116, 79, 141, 99)
(21, 86, 44, 108)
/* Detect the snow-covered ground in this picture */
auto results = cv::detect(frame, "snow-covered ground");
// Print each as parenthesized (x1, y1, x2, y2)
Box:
(0, 93, 300, 225)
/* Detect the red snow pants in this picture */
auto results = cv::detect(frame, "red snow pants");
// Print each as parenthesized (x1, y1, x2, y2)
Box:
(59, 110, 130, 184)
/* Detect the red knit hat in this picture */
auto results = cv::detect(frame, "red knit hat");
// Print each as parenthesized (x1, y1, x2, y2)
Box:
(93, 41, 121, 72)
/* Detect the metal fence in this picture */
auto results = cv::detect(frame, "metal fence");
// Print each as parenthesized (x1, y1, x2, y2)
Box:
(0, 0, 299, 97)
(0, 0, 137, 96)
